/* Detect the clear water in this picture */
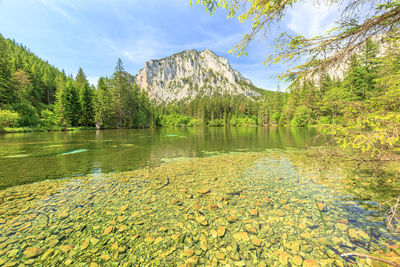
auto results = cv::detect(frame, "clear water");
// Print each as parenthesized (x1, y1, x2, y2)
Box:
(0, 127, 399, 266)
(0, 127, 317, 189)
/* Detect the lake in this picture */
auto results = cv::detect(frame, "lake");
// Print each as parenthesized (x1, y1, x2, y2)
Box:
(0, 127, 399, 266)
(0, 127, 316, 189)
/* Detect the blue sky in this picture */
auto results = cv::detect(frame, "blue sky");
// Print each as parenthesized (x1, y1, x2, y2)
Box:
(0, 0, 338, 90)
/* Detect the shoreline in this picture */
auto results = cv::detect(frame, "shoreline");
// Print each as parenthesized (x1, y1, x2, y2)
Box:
(0, 124, 300, 135)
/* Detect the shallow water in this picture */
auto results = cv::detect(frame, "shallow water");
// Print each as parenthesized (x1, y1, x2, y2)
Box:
(0, 128, 399, 266)
(0, 153, 399, 266)
(0, 127, 316, 189)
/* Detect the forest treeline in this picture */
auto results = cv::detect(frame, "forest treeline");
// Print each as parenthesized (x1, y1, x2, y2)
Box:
(0, 34, 280, 131)
(0, 34, 153, 132)
(0, 33, 399, 146)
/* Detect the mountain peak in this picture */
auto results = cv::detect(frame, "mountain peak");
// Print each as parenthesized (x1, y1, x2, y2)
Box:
(200, 48, 215, 55)
(135, 49, 258, 103)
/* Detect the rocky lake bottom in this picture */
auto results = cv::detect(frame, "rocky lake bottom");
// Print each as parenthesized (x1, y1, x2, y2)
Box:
(0, 152, 399, 266)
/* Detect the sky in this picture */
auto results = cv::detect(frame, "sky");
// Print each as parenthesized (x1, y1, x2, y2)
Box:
(0, 0, 338, 91)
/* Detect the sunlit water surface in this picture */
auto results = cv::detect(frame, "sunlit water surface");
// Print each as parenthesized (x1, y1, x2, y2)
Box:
(0, 127, 398, 266)
(0, 127, 316, 189)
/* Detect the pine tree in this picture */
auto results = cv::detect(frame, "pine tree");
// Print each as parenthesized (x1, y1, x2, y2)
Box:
(112, 59, 126, 127)
(271, 89, 283, 124)
(13, 69, 31, 102)
(95, 77, 113, 128)
(138, 87, 152, 127)
(54, 76, 69, 127)
(343, 40, 379, 101)
(75, 67, 88, 91)
(343, 55, 368, 100)
(111, 59, 139, 127)
(361, 39, 379, 98)
(80, 83, 95, 126)
(0, 34, 14, 107)
(64, 81, 82, 127)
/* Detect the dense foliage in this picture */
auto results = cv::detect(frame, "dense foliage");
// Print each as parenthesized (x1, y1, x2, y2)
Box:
(0, 34, 152, 132)
(0, 34, 284, 131)
(192, 0, 400, 163)
(192, 0, 400, 81)
(1, 33, 399, 159)
(277, 39, 400, 158)
(156, 89, 282, 127)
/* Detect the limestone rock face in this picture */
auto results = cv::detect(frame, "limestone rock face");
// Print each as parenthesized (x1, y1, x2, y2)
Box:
(135, 49, 259, 103)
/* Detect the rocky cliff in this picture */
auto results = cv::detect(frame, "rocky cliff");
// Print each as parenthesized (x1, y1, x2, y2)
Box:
(135, 49, 259, 103)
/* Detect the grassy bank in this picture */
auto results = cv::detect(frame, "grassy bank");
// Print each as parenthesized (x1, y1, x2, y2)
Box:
(0, 126, 98, 134)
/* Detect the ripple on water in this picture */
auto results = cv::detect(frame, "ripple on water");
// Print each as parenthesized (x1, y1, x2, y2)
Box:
(60, 149, 89, 155)
(3, 154, 31, 158)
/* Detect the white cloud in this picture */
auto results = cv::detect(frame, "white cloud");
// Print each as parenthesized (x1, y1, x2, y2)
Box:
(183, 30, 244, 54)
(102, 27, 246, 73)
(101, 25, 167, 68)
(87, 76, 99, 86)
(39, 0, 77, 23)
(287, 1, 339, 37)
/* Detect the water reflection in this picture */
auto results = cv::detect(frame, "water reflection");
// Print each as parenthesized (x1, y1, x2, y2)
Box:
(0, 127, 317, 189)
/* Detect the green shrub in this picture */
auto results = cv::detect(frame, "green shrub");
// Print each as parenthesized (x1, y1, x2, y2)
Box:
(160, 114, 204, 127)
(291, 106, 312, 127)
(319, 116, 332, 124)
(13, 102, 40, 127)
(0, 109, 20, 128)
(136, 110, 147, 128)
(230, 115, 257, 126)
(272, 111, 281, 124)
(187, 118, 202, 127)
(40, 109, 57, 129)
(208, 118, 225, 126)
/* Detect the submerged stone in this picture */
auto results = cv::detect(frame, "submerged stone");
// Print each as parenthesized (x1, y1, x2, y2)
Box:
(80, 239, 90, 250)
(100, 254, 110, 261)
(90, 238, 99, 246)
(58, 211, 69, 219)
(251, 237, 263, 247)
(227, 216, 238, 223)
(182, 249, 194, 257)
(47, 239, 59, 248)
(40, 249, 54, 261)
(249, 209, 258, 216)
(58, 245, 73, 253)
(144, 236, 155, 243)
(104, 226, 114, 235)
(118, 205, 129, 212)
(196, 215, 208, 226)
(244, 224, 258, 235)
(23, 247, 43, 259)
(198, 187, 211, 194)
(217, 226, 226, 237)
(186, 255, 198, 265)
(291, 255, 303, 266)
(233, 232, 249, 242)
(278, 252, 290, 265)
(316, 203, 327, 212)
(303, 259, 319, 267)
(336, 223, 348, 231)
(216, 253, 226, 260)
